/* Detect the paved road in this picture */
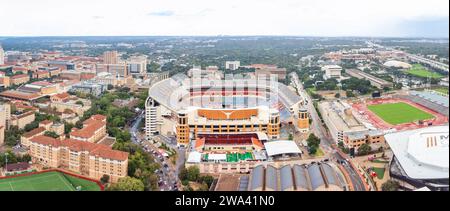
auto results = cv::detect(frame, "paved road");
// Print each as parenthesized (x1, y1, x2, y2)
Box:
(290, 72, 367, 191)
(130, 111, 179, 191)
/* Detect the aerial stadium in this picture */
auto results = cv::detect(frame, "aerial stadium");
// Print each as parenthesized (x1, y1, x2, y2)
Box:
(145, 72, 308, 172)
(351, 90, 448, 132)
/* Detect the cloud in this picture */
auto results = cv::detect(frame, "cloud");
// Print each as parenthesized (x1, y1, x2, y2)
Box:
(147, 10, 175, 17)
(92, 16, 104, 20)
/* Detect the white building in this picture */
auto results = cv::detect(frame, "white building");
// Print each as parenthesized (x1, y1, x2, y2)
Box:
(225, 61, 240, 70)
(127, 56, 147, 75)
(321, 65, 342, 80)
(385, 126, 449, 191)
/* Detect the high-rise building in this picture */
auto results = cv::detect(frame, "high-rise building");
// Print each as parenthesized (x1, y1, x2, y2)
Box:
(127, 56, 147, 75)
(102, 51, 119, 64)
(96, 63, 128, 77)
(225, 61, 240, 70)
(0, 45, 5, 65)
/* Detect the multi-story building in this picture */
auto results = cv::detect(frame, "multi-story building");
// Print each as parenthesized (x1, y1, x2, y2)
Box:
(176, 107, 281, 147)
(318, 100, 385, 153)
(96, 63, 128, 77)
(17, 81, 59, 96)
(32, 70, 50, 79)
(0, 102, 10, 145)
(102, 51, 119, 64)
(91, 72, 128, 87)
(50, 92, 91, 116)
(0, 73, 10, 88)
(10, 111, 35, 130)
(225, 61, 240, 70)
(10, 74, 30, 85)
(70, 82, 107, 97)
(127, 56, 147, 75)
(70, 114, 107, 143)
(321, 65, 342, 80)
(29, 135, 128, 183)
(345, 69, 393, 89)
(252, 64, 287, 80)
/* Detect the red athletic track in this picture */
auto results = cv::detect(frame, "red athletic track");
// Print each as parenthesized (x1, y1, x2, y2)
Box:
(351, 98, 448, 131)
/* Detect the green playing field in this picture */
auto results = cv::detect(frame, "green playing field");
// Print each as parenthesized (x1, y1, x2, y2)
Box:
(0, 171, 101, 191)
(406, 64, 444, 79)
(368, 102, 434, 125)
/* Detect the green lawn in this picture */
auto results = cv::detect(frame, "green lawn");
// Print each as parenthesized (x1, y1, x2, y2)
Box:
(406, 64, 444, 79)
(372, 159, 389, 164)
(0, 171, 101, 191)
(312, 148, 324, 157)
(372, 167, 385, 180)
(368, 102, 434, 125)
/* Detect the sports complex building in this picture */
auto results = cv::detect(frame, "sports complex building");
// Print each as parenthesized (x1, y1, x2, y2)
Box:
(385, 126, 449, 191)
(320, 90, 448, 154)
(145, 73, 308, 172)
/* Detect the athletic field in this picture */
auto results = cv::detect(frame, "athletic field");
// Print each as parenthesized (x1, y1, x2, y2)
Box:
(406, 64, 443, 79)
(367, 102, 434, 125)
(0, 171, 101, 191)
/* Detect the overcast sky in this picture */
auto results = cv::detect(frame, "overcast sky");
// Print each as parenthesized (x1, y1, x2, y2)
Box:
(0, 0, 448, 37)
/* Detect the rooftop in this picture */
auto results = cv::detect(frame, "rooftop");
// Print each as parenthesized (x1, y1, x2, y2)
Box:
(385, 126, 449, 179)
(30, 136, 128, 161)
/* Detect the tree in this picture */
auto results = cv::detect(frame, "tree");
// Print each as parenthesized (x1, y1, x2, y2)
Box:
(358, 143, 372, 156)
(306, 134, 320, 149)
(334, 93, 341, 98)
(179, 167, 188, 181)
(75, 100, 84, 106)
(346, 90, 355, 98)
(44, 131, 59, 139)
(24, 121, 39, 132)
(381, 180, 400, 191)
(306, 134, 321, 155)
(100, 175, 110, 184)
(187, 166, 200, 182)
(106, 176, 145, 191)
(288, 134, 293, 140)
(199, 175, 215, 188)
(64, 122, 75, 134)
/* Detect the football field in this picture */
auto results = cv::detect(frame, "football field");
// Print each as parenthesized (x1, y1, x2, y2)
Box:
(367, 102, 434, 125)
(0, 171, 101, 191)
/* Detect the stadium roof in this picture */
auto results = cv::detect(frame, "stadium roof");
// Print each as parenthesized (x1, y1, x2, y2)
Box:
(264, 140, 302, 157)
(249, 165, 264, 190)
(385, 126, 449, 179)
(280, 165, 294, 191)
(265, 165, 278, 191)
(383, 60, 412, 69)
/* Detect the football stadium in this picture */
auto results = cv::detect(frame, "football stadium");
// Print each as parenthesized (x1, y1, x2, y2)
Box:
(352, 90, 448, 131)
(146, 74, 308, 140)
(0, 171, 103, 191)
(146, 73, 308, 172)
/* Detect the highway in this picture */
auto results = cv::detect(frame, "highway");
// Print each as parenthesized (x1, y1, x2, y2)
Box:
(290, 72, 367, 191)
